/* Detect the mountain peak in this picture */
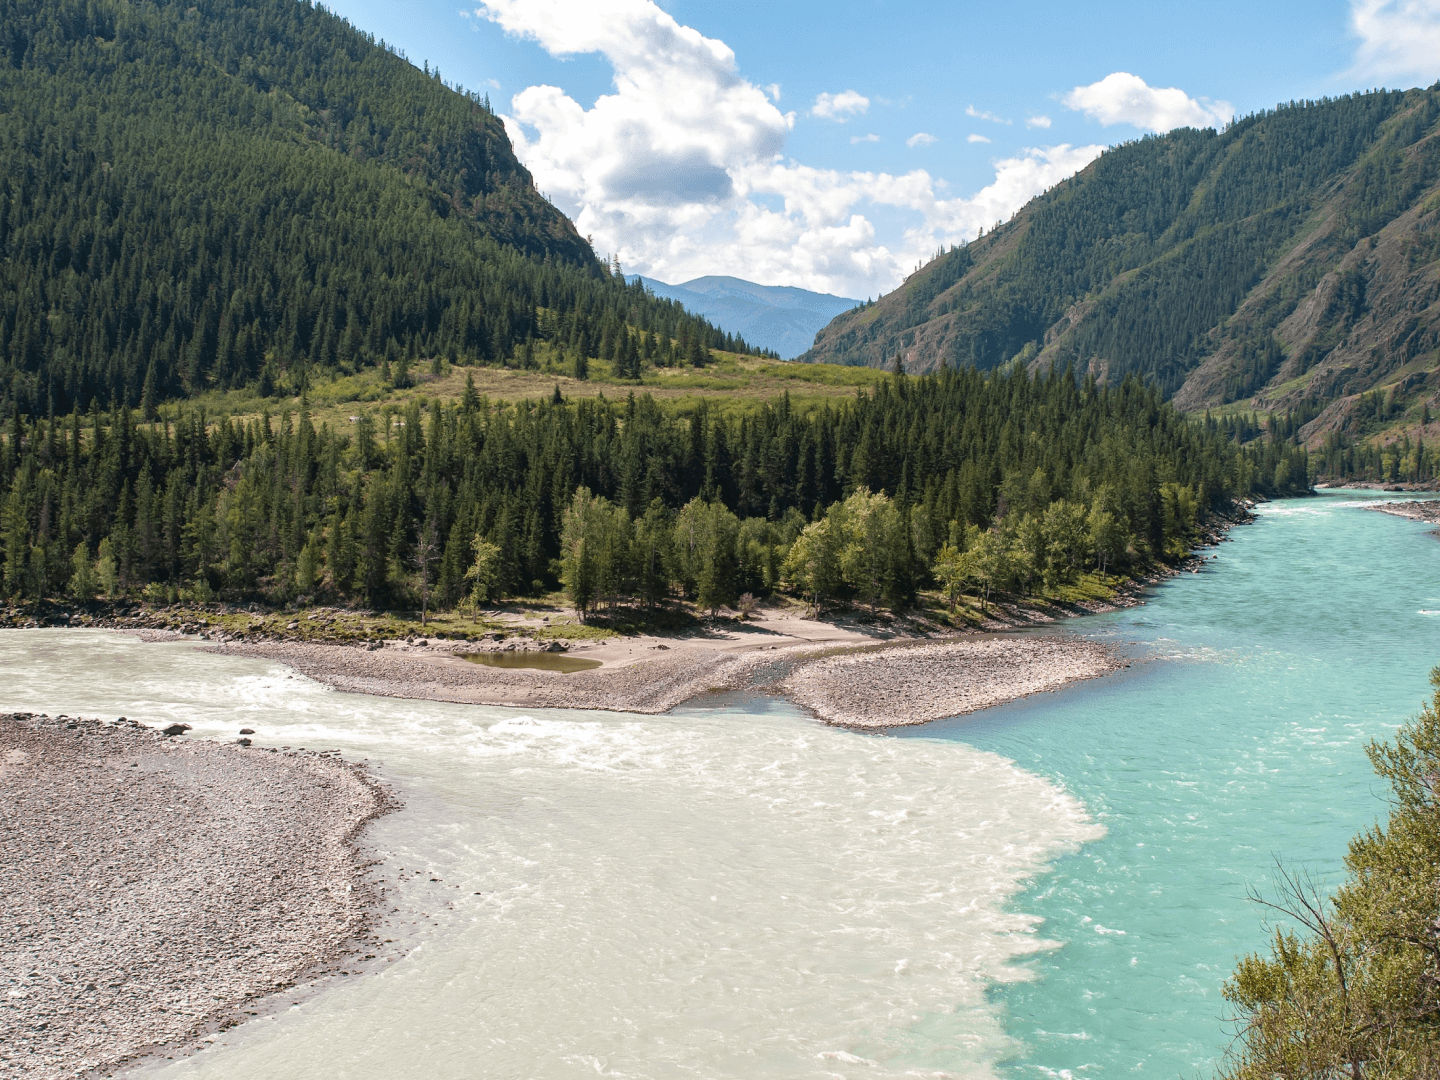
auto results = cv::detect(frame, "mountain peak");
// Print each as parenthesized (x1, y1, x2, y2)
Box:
(632, 276, 859, 358)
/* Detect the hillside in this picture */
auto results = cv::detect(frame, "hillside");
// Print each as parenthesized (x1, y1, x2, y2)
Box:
(803, 87, 1440, 436)
(631, 276, 859, 358)
(0, 0, 755, 419)
(0, 0, 1318, 627)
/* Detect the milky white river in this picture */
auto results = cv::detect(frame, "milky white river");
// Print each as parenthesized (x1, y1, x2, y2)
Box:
(2, 630, 1098, 1079)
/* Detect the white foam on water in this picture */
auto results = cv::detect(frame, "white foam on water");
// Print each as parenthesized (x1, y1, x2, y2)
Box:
(0, 631, 1102, 1079)
(1254, 503, 1333, 516)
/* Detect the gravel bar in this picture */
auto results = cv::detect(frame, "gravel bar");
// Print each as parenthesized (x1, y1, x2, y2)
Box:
(782, 636, 1125, 728)
(206, 639, 775, 714)
(0, 712, 395, 1079)
(211, 633, 1125, 730)
(1366, 499, 1440, 524)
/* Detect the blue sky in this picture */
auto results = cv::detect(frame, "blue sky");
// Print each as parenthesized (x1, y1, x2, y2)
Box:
(323, 0, 1440, 298)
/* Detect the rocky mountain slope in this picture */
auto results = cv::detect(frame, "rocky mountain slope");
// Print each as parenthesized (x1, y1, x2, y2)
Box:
(802, 87, 1440, 442)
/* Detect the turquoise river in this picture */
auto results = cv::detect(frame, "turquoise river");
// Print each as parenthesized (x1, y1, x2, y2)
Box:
(1, 489, 1436, 1079)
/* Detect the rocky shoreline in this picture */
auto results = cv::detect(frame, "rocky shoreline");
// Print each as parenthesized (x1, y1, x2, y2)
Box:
(1364, 499, 1440, 524)
(1317, 480, 1440, 493)
(0, 712, 397, 1079)
(202, 627, 1130, 730)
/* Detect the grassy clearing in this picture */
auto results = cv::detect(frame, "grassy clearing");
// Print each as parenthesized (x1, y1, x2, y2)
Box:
(162, 351, 891, 433)
(194, 606, 515, 643)
(1045, 571, 1124, 603)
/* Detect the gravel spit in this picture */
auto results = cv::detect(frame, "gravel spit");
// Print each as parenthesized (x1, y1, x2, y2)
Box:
(782, 636, 1124, 728)
(1366, 499, 1440, 524)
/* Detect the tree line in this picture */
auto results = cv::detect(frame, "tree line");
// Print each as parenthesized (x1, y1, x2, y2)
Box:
(0, 366, 1312, 614)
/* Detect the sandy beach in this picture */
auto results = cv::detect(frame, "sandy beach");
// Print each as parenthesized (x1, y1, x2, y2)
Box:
(0, 712, 395, 1079)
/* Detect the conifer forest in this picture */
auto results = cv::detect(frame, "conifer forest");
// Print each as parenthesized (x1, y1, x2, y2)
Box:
(0, 0, 1313, 619)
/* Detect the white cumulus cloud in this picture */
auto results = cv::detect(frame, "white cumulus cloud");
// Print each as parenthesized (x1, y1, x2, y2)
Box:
(475, 0, 1103, 296)
(907, 132, 938, 147)
(811, 89, 870, 121)
(967, 133, 991, 144)
(922, 144, 1106, 237)
(1025, 114, 1052, 128)
(966, 105, 1011, 125)
(1349, 0, 1440, 84)
(479, 0, 790, 211)
(850, 132, 880, 144)
(1063, 72, 1233, 132)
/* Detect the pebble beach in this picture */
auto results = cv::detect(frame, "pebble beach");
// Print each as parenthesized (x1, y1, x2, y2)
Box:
(1366, 499, 1440, 524)
(0, 712, 395, 1079)
(207, 629, 1126, 729)
(781, 636, 1125, 728)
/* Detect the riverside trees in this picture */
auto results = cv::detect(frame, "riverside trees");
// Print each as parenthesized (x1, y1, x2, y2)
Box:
(781, 488, 909, 615)
(1220, 671, 1440, 1079)
(0, 364, 1307, 617)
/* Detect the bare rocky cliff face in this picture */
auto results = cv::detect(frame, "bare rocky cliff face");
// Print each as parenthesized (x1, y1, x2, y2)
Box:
(802, 87, 1440, 442)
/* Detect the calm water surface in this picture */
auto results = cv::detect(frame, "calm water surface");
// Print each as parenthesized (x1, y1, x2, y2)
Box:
(0, 491, 1433, 1078)
(461, 650, 603, 673)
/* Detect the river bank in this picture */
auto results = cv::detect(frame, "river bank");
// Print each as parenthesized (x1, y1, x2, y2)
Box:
(0, 505, 1245, 730)
(201, 628, 1128, 728)
(1364, 498, 1440, 524)
(0, 712, 395, 1080)
(191, 526, 1226, 726)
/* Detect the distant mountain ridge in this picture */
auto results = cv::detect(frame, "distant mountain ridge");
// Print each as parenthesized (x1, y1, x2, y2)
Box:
(630, 276, 859, 359)
(801, 87, 1440, 442)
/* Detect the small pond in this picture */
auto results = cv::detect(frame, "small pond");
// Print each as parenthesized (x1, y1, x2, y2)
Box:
(460, 652, 602, 674)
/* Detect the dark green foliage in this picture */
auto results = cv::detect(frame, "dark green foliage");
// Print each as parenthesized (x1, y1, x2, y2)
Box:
(1222, 670, 1440, 1078)
(0, 367, 1305, 610)
(0, 0, 763, 418)
(1315, 421, 1438, 483)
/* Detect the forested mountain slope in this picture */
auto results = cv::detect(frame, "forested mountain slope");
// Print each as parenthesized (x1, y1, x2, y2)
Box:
(803, 88, 1440, 427)
(0, 0, 756, 419)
